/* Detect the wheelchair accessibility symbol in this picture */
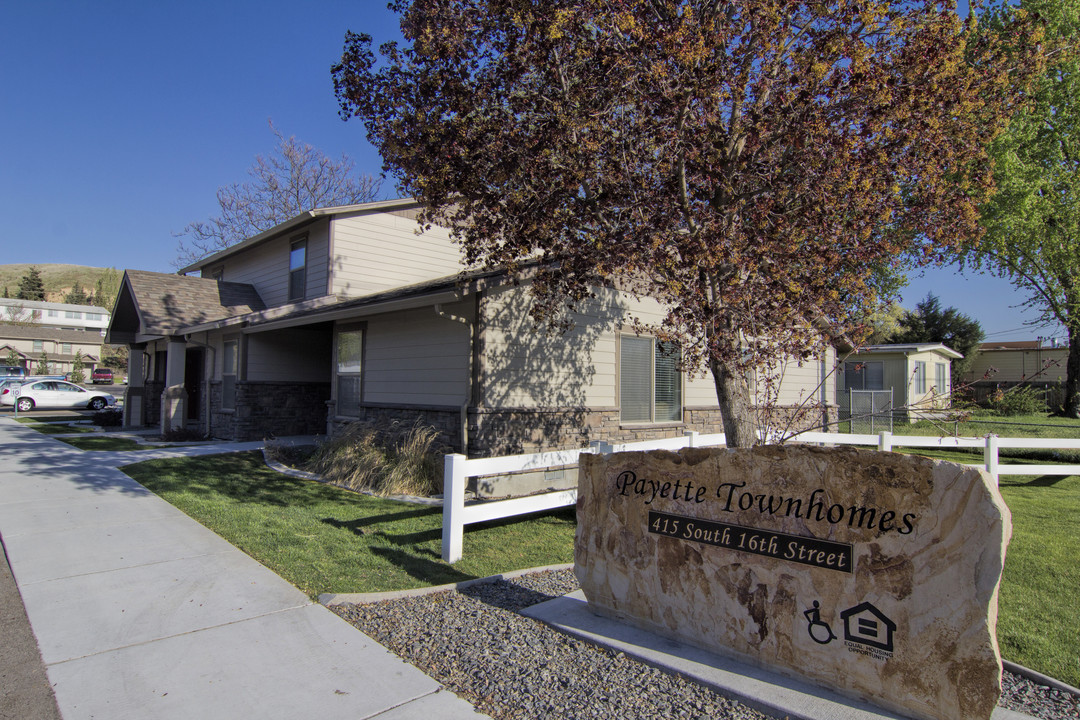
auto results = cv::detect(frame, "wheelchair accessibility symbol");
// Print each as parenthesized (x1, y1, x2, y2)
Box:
(803, 601, 836, 644)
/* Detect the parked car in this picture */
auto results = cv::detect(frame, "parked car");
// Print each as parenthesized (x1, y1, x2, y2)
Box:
(0, 380, 117, 412)
(0, 365, 27, 381)
(91, 368, 114, 385)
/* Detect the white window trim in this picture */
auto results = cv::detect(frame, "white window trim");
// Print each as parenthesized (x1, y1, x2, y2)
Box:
(619, 334, 683, 425)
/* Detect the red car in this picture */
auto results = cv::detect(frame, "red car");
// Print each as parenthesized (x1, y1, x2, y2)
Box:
(91, 368, 114, 385)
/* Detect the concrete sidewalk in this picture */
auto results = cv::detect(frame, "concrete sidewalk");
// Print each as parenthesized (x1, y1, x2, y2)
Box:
(0, 417, 486, 720)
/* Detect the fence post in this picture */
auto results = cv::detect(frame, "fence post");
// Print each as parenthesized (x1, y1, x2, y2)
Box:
(984, 435, 999, 485)
(683, 430, 699, 448)
(877, 431, 893, 452)
(590, 440, 614, 455)
(441, 453, 467, 563)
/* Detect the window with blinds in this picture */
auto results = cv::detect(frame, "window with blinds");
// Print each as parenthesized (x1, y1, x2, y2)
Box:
(620, 336, 682, 423)
(337, 327, 364, 417)
(222, 340, 238, 409)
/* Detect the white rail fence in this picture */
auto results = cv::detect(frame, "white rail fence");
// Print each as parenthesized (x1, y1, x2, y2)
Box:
(441, 430, 1080, 562)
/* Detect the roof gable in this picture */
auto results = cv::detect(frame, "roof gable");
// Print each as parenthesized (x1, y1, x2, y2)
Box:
(107, 270, 265, 342)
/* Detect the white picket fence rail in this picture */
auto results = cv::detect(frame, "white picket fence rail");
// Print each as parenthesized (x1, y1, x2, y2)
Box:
(441, 430, 1080, 562)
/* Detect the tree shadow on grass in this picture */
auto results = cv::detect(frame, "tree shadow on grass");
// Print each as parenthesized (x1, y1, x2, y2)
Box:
(1023, 474, 1075, 487)
(367, 545, 476, 586)
(320, 506, 441, 537)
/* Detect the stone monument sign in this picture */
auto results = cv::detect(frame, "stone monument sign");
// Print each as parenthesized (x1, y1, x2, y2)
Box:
(575, 445, 1011, 720)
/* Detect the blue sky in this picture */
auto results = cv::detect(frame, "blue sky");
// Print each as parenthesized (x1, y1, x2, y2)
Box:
(0, 1, 1063, 343)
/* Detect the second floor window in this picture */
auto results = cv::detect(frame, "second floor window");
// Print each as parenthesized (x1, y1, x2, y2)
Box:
(62, 343, 72, 354)
(289, 239, 307, 301)
(33, 340, 43, 352)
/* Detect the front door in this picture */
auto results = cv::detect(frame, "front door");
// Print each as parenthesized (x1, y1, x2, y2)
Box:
(184, 349, 203, 421)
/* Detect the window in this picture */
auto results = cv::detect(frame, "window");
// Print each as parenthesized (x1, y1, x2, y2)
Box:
(65, 311, 81, 319)
(62, 343, 72, 355)
(935, 363, 947, 394)
(620, 336, 682, 423)
(222, 340, 238, 409)
(85, 313, 102, 321)
(913, 361, 927, 394)
(336, 328, 364, 417)
(33, 340, 43, 352)
(288, 238, 307, 301)
(47, 310, 58, 318)
(844, 361, 884, 391)
(209, 266, 224, 281)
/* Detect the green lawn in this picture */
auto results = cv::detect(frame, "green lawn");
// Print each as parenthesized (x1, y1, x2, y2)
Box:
(122, 452, 576, 597)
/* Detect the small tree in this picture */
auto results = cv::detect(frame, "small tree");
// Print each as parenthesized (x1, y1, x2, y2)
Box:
(64, 282, 89, 305)
(70, 351, 86, 384)
(34, 351, 50, 376)
(4, 348, 20, 367)
(17, 267, 46, 301)
(91, 268, 122, 310)
(174, 122, 381, 267)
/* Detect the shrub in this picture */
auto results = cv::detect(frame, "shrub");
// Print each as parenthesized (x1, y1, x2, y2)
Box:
(990, 386, 1047, 416)
(304, 420, 441, 497)
(263, 440, 316, 468)
(92, 407, 123, 427)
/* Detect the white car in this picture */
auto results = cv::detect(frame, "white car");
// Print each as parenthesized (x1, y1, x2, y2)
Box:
(1, 380, 117, 412)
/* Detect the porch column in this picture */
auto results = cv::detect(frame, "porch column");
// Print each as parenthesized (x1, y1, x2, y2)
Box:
(123, 343, 146, 428)
(161, 338, 188, 433)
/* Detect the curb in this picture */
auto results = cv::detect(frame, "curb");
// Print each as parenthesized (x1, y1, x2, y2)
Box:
(1003, 659, 1080, 698)
(318, 563, 576, 607)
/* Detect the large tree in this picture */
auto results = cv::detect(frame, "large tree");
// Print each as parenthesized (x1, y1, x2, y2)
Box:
(967, 0, 1080, 416)
(174, 123, 382, 267)
(889, 294, 985, 380)
(16, 266, 46, 301)
(335, 0, 1040, 445)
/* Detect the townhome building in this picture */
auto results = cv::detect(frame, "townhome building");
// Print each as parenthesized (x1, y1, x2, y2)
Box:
(106, 198, 837, 455)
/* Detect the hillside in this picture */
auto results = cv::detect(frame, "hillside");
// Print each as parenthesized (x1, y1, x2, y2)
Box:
(0, 264, 121, 308)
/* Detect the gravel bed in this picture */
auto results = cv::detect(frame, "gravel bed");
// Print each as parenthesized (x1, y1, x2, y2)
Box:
(330, 569, 1079, 720)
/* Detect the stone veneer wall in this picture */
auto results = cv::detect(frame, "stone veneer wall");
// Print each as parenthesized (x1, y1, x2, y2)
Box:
(467, 405, 839, 458)
(209, 381, 330, 441)
(143, 381, 165, 427)
(327, 403, 463, 452)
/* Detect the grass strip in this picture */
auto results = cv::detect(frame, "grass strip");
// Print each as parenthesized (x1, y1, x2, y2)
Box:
(122, 452, 575, 598)
(59, 437, 156, 451)
(22, 423, 96, 435)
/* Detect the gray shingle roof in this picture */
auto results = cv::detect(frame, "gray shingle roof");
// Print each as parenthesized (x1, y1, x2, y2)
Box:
(123, 270, 265, 336)
(0, 325, 105, 343)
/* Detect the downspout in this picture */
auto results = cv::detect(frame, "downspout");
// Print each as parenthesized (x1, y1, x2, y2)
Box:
(184, 332, 216, 438)
(434, 301, 474, 455)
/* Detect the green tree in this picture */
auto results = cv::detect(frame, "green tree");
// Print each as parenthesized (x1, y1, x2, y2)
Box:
(888, 294, 985, 379)
(91, 268, 122, 310)
(64, 282, 89, 305)
(174, 122, 381, 268)
(17, 266, 46, 301)
(34, 351, 50, 376)
(4, 348, 20, 367)
(70, 350, 86, 384)
(968, 0, 1080, 416)
(334, 0, 1041, 445)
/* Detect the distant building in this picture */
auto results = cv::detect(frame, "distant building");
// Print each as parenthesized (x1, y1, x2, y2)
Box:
(963, 340, 1068, 407)
(0, 298, 111, 333)
(0, 299, 111, 376)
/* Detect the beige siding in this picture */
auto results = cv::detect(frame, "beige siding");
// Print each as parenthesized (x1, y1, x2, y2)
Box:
(359, 303, 472, 406)
(330, 211, 463, 297)
(245, 328, 333, 383)
(966, 348, 1068, 384)
(216, 219, 331, 307)
(480, 284, 626, 408)
(763, 346, 836, 407)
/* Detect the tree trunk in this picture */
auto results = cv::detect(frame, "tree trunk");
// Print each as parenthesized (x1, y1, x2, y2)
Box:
(1064, 327, 1080, 418)
(710, 356, 758, 447)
